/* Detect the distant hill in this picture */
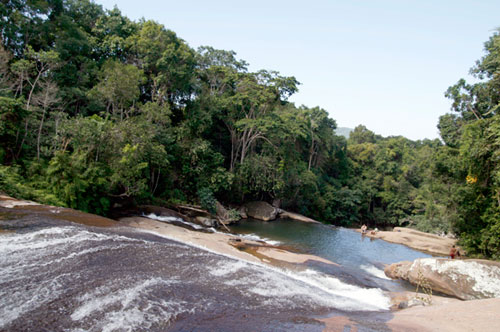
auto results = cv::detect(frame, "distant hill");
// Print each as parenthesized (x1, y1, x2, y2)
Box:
(335, 127, 353, 139)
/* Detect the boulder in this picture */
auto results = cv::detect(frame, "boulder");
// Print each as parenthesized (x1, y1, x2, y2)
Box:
(243, 201, 278, 221)
(272, 198, 281, 208)
(385, 258, 500, 300)
(216, 201, 240, 225)
(238, 206, 248, 219)
(195, 216, 216, 227)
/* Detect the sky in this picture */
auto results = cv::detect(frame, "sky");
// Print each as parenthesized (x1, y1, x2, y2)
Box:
(94, 0, 500, 140)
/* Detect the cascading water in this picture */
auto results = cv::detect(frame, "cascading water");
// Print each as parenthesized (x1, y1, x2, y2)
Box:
(0, 208, 396, 331)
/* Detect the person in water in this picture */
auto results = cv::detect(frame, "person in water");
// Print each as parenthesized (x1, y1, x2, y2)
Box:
(449, 245, 458, 259)
(361, 224, 367, 234)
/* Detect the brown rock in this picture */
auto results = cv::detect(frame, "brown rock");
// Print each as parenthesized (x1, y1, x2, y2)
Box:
(388, 298, 500, 332)
(195, 216, 216, 227)
(385, 258, 500, 300)
(363, 227, 457, 256)
(216, 201, 239, 225)
(244, 201, 278, 221)
(238, 205, 248, 219)
(279, 210, 320, 223)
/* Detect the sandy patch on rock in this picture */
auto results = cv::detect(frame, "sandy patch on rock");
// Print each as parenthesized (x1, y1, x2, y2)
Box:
(122, 216, 339, 267)
(387, 297, 500, 332)
(0, 195, 117, 227)
(279, 210, 320, 223)
(319, 315, 359, 332)
(359, 227, 457, 256)
(256, 247, 338, 265)
(122, 216, 266, 263)
(388, 291, 460, 310)
(0, 195, 41, 208)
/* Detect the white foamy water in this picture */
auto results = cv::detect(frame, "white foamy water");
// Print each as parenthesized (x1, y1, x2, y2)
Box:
(0, 226, 153, 284)
(0, 272, 72, 326)
(1, 221, 391, 331)
(138, 228, 390, 311)
(361, 264, 392, 280)
(0, 226, 146, 255)
(237, 233, 281, 246)
(144, 213, 205, 230)
(207, 259, 390, 311)
(71, 278, 195, 332)
(0, 226, 177, 327)
(144, 213, 282, 246)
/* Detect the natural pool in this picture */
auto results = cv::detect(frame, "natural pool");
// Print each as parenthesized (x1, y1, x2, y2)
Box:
(229, 218, 435, 287)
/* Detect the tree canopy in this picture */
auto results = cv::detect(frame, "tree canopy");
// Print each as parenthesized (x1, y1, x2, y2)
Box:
(1, 0, 499, 259)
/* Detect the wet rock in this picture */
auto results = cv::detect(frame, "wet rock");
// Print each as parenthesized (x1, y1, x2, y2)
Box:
(243, 201, 278, 221)
(397, 301, 408, 309)
(385, 258, 500, 300)
(216, 201, 240, 225)
(195, 216, 216, 227)
(238, 206, 248, 219)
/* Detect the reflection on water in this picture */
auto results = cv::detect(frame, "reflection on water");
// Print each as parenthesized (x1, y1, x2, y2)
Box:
(0, 209, 394, 332)
(229, 218, 434, 288)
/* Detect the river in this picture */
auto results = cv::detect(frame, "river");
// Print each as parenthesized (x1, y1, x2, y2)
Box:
(0, 207, 432, 331)
(229, 218, 434, 291)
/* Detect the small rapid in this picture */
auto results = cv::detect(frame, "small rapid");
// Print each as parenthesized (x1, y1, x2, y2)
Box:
(229, 218, 435, 291)
(144, 212, 281, 245)
(0, 209, 395, 331)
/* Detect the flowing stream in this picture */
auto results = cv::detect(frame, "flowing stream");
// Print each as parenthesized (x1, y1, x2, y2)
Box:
(0, 207, 431, 331)
(229, 218, 434, 289)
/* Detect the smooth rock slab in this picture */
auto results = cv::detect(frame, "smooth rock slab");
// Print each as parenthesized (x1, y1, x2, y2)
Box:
(385, 258, 500, 300)
(243, 201, 278, 221)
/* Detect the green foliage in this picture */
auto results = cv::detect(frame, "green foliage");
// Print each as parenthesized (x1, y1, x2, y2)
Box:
(0, 165, 64, 206)
(236, 155, 284, 199)
(0, 97, 26, 162)
(0, 0, 498, 260)
(89, 59, 145, 119)
(197, 187, 216, 214)
(47, 151, 111, 214)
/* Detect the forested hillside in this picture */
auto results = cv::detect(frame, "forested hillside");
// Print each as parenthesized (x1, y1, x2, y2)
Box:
(0, 0, 498, 259)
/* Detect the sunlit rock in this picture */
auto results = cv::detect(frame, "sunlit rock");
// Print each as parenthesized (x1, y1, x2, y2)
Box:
(385, 258, 500, 300)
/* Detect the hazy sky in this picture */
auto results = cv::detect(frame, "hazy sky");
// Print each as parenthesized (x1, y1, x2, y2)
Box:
(94, 0, 500, 140)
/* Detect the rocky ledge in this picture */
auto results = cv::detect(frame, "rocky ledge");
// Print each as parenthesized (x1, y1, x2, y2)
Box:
(385, 258, 500, 300)
(241, 201, 320, 223)
(360, 226, 457, 256)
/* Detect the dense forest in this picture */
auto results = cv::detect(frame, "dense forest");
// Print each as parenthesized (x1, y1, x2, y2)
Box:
(0, 0, 499, 259)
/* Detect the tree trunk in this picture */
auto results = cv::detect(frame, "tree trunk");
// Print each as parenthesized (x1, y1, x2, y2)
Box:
(16, 71, 42, 159)
(36, 107, 47, 160)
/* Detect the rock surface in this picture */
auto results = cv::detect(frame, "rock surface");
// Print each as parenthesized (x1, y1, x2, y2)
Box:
(387, 297, 500, 332)
(238, 205, 248, 219)
(195, 216, 216, 227)
(243, 201, 278, 221)
(0, 195, 41, 208)
(362, 226, 457, 256)
(215, 201, 239, 225)
(0, 195, 117, 227)
(279, 210, 319, 223)
(385, 258, 500, 300)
